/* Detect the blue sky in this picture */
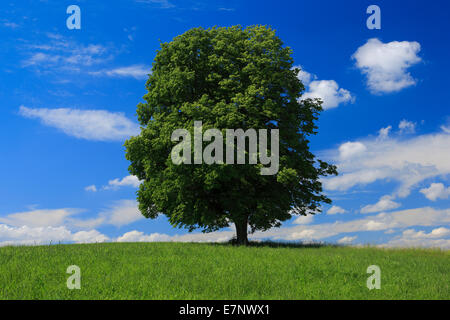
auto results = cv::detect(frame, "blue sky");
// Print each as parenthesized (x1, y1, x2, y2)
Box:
(1, 0, 449, 248)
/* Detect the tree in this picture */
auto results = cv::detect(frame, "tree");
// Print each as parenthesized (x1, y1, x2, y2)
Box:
(125, 25, 337, 245)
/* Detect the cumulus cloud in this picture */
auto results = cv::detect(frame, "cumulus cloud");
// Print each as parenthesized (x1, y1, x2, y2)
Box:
(302, 80, 354, 109)
(0, 208, 82, 228)
(293, 215, 315, 225)
(339, 142, 367, 160)
(117, 229, 234, 243)
(337, 236, 357, 244)
(361, 195, 401, 214)
(71, 230, 110, 243)
(327, 206, 347, 215)
(322, 123, 450, 198)
(1, 205, 449, 248)
(104, 175, 142, 190)
(98, 200, 143, 227)
(251, 207, 450, 245)
(113, 211, 449, 248)
(0, 199, 142, 234)
(19, 106, 139, 141)
(380, 227, 450, 249)
(420, 183, 450, 201)
(402, 227, 450, 239)
(86, 175, 142, 193)
(116, 231, 172, 242)
(0, 224, 108, 247)
(352, 38, 422, 94)
(296, 67, 354, 109)
(296, 67, 316, 85)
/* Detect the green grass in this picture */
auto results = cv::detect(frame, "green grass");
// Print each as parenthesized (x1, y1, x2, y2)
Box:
(0, 242, 448, 299)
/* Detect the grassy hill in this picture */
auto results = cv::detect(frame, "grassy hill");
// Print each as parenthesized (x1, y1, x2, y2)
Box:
(0, 242, 448, 300)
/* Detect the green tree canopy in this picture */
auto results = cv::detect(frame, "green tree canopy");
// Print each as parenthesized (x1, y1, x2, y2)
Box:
(125, 25, 337, 245)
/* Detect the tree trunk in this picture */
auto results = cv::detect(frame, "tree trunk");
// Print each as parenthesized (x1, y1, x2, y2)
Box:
(235, 218, 248, 246)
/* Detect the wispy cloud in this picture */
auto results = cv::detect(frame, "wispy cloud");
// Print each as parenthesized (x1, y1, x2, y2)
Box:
(361, 195, 401, 214)
(218, 7, 235, 12)
(135, 0, 175, 9)
(2, 21, 19, 29)
(21, 34, 112, 73)
(89, 65, 150, 80)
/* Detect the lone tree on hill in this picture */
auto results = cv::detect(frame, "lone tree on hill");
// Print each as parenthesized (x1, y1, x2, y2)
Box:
(125, 25, 337, 245)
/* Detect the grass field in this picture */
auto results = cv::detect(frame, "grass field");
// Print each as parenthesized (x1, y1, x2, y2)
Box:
(0, 242, 448, 300)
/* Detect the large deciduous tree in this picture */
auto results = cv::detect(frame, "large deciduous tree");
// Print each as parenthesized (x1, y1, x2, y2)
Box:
(125, 25, 337, 245)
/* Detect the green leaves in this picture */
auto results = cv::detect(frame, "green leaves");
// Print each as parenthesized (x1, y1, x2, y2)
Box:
(125, 25, 337, 238)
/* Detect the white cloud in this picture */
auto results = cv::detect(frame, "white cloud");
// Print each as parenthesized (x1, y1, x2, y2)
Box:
(117, 229, 234, 243)
(296, 66, 354, 109)
(72, 230, 109, 243)
(89, 65, 150, 79)
(420, 183, 450, 201)
(0, 199, 142, 232)
(380, 227, 450, 249)
(399, 119, 416, 134)
(0, 208, 81, 228)
(104, 175, 142, 189)
(378, 126, 392, 140)
(381, 238, 450, 249)
(322, 124, 450, 198)
(302, 80, 354, 109)
(402, 227, 450, 239)
(86, 175, 142, 193)
(22, 35, 110, 72)
(352, 38, 422, 94)
(0, 224, 108, 247)
(361, 195, 401, 214)
(337, 236, 357, 244)
(296, 67, 316, 85)
(116, 230, 172, 242)
(327, 206, 347, 215)
(19, 106, 139, 141)
(1, 205, 449, 248)
(288, 229, 316, 240)
(99, 200, 143, 227)
(251, 207, 450, 246)
(339, 142, 367, 160)
(85, 185, 97, 192)
(293, 215, 314, 225)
